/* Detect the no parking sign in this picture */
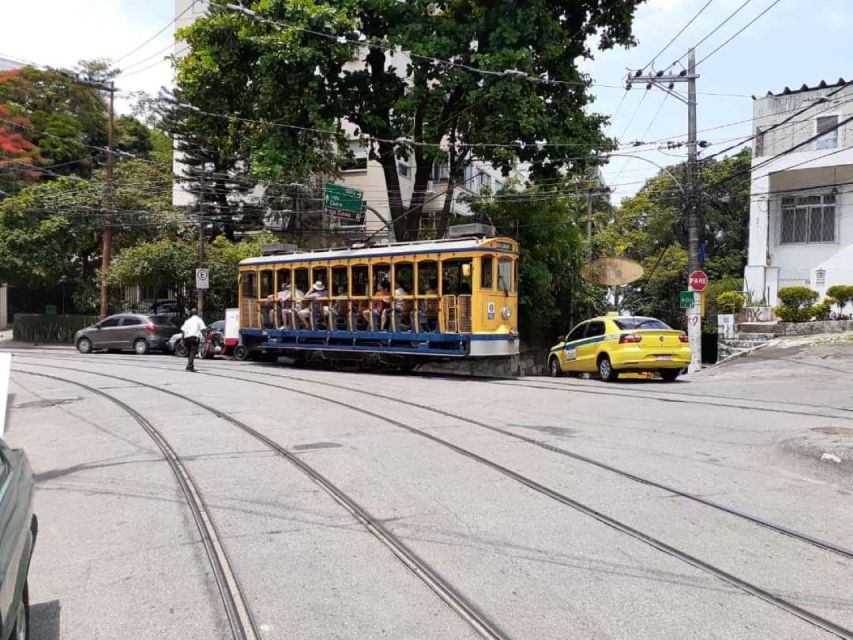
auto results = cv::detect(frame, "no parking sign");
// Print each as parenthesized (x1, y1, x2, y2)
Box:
(196, 268, 209, 290)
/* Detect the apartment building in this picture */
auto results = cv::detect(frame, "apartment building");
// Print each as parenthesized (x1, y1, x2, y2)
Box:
(744, 79, 853, 309)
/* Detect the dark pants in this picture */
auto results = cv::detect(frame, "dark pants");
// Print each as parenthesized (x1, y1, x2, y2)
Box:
(185, 336, 199, 370)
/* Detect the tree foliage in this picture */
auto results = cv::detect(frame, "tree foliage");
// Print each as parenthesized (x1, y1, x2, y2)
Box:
(0, 157, 187, 311)
(596, 148, 752, 328)
(170, 0, 645, 240)
(468, 185, 605, 345)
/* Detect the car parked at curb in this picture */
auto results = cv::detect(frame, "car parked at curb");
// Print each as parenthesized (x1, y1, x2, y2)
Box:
(547, 314, 691, 382)
(74, 314, 180, 355)
(0, 437, 37, 640)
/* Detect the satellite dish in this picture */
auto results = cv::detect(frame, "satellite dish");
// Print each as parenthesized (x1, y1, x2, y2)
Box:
(580, 257, 645, 286)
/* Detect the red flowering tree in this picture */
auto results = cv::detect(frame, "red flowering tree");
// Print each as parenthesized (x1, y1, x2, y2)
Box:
(0, 104, 44, 189)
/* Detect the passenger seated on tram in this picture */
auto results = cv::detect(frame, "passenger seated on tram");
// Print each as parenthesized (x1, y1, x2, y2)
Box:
(259, 295, 276, 329)
(326, 285, 348, 329)
(394, 282, 413, 331)
(277, 282, 300, 330)
(298, 281, 327, 329)
(363, 280, 391, 331)
(418, 278, 439, 332)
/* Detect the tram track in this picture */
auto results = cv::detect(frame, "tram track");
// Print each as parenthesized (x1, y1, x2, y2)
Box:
(14, 369, 261, 640)
(12, 354, 853, 639)
(13, 360, 507, 640)
(16, 351, 850, 560)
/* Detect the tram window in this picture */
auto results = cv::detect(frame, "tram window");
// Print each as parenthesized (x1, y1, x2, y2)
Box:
(480, 256, 494, 290)
(498, 258, 514, 294)
(260, 270, 274, 298)
(294, 268, 310, 295)
(312, 267, 328, 291)
(276, 268, 291, 293)
(441, 259, 473, 296)
(331, 266, 348, 297)
(351, 264, 369, 296)
(240, 272, 257, 298)
(394, 262, 414, 294)
(417, 261, 439, 295)
(373, 263, 391, 294)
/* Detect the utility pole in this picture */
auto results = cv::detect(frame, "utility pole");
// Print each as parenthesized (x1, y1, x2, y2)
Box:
(100, 81, 116, 320)
(625, 49, 702, 371)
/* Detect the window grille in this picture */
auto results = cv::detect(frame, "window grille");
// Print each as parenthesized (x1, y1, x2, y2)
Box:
(779, 193, 835, 244)
(755, 126, 766, 156)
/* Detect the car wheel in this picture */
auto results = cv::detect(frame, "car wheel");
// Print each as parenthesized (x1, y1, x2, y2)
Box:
(660, 369, 680, 382)
(233, 344, 250, 361)
(174, 341, 188, 358)
(133, 339, 150, 355)
(548, 356, 563, 377)
(76, 337, 93, 354)
(598, 355, 618, 382)
(13, 580, 28, 640)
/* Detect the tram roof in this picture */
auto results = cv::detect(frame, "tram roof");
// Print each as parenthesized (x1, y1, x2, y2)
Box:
(239, 236, 517, 267)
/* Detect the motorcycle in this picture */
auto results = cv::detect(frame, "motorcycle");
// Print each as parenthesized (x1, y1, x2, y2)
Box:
(169, 327, 224, 359)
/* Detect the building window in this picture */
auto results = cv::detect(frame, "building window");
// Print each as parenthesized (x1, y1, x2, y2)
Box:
(431, 162, 450, 181)
(780, 193, 836, 244)
(398, 161, 409, 178)
(479, 173, 492, 193)
(816, 116, 838, 150)
(341, 140, 368, 172)
(755, 126, 766, 156)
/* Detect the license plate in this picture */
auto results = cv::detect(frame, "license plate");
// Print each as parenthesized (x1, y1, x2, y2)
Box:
(655, 355, 673, 361)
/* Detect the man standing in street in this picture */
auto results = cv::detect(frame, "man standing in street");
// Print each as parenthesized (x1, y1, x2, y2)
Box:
(180, 309, 206, 372)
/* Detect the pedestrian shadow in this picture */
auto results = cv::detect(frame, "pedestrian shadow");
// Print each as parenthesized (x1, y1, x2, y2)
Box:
(31, 599, 60, 640)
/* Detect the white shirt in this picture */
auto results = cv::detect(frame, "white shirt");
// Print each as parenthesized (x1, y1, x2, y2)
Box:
(180, 315, 206, 339)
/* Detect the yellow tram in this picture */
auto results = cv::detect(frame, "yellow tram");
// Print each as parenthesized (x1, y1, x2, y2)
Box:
(236, 232, 519, 364)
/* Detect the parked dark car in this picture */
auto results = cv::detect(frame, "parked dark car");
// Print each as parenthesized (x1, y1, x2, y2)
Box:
(74, 314, 180, 355)
(0, 438, 37, 640)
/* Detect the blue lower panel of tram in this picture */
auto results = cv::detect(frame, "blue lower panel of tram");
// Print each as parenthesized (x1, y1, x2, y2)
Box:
(241, 329, 514, 357)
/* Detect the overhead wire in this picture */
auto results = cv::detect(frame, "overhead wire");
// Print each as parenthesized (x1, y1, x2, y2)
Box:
(113, 0, 198, 65)
(641, 0, 714, 72)
(696, 0, 783, 66)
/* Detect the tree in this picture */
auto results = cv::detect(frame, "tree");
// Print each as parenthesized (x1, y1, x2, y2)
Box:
(0, 157, 187, 311)
(0, 105, 45, 195)
(171, 0, 644, 240)
(596, 149, 752, 328)
(108, 233, 277, 319)
(0, 66, 108, 178)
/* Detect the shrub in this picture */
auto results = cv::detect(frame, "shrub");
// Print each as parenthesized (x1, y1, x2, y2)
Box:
(777, 286, 818, 309)
(813, 300, 833, 321)
(827, 285, 853, 311)
(774, 305, 815, 323)
(715, 291, 745, 313)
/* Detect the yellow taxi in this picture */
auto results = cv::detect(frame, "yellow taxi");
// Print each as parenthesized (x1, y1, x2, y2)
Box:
(547, 314, 691, 382)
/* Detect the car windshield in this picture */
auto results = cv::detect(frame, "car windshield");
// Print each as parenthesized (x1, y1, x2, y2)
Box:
(613, 317, 671, 330)
(150, 315, 177, 326)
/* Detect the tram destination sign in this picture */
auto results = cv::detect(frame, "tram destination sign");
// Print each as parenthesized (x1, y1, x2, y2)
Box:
(324, 183, 365, 222)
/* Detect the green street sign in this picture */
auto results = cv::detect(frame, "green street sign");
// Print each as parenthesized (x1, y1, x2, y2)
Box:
(324, 183, 364, 214)
(679, 290, 695, 309)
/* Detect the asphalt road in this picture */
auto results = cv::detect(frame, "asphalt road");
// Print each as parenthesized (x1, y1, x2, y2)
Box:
(4, 342, 853, 639)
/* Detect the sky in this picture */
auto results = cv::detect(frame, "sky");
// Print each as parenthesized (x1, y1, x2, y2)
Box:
(2, 0, 852, 202)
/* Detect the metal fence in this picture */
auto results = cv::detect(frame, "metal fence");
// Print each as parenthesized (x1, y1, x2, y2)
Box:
(13, 314, 99, 345)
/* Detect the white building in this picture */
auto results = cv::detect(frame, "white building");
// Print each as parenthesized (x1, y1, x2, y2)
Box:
(744, 79, 853, 310)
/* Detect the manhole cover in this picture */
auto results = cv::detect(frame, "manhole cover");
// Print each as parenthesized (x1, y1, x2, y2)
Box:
(13, 397, 81, 410)
(810, 427, 853, 438)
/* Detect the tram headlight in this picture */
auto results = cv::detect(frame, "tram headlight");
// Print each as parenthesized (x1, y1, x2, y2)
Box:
(501, 306, 511, 320)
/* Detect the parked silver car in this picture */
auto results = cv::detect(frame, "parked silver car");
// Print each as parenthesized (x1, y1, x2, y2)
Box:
(74, 314, 180, 355)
